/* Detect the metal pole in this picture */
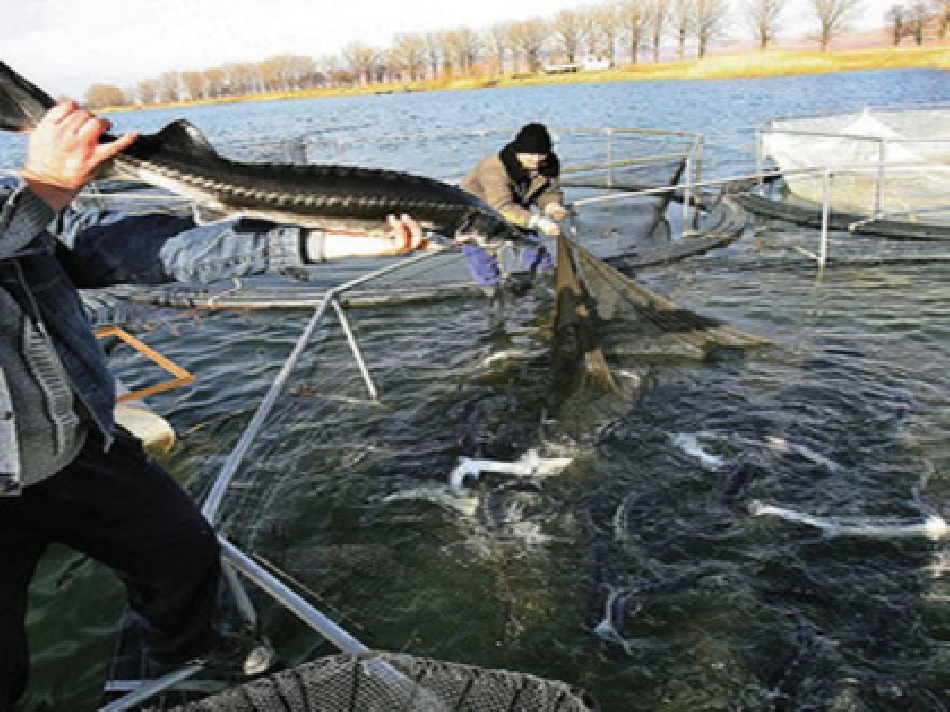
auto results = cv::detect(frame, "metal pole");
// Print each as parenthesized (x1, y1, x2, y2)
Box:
(201, 245, 450, 525)
(683, 150, 693, 232)
(606, 128, 614, 190)
(99, 664, 205, 712)
(875, 139, 885, 216)
(219, 537, 369, 654)
(331, 298, 379, 402)
(820, 168, 832, 269)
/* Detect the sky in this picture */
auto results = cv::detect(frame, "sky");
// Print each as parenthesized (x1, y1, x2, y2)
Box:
(4, 0, 899, 98)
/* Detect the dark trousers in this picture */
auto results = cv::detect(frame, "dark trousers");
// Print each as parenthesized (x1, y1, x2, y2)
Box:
(0, 427, 221, 711)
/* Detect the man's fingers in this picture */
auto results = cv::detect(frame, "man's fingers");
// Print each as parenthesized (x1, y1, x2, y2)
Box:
(400, 213, 423, 248)
(45, 100, 76, 126)
(94, 131, 138, 163)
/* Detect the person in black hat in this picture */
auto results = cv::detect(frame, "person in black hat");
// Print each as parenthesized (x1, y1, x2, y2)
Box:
(459, 123, 568, 293)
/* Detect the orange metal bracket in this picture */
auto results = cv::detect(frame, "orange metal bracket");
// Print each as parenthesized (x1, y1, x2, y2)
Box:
(94, 326, 197, 403)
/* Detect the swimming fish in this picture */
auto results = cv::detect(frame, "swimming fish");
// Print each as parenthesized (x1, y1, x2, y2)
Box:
(749, 500, 949, 540)
(0, 61, 527, 245)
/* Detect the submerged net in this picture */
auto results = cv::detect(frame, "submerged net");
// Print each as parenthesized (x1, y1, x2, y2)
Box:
(551, 233, 769, 392)
(176, 652, 596, 711)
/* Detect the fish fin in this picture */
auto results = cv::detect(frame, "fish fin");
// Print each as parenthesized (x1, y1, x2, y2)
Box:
(125, 119, 223, 161)
(192, 203, 237, 225)
(0, 62, 57, 132)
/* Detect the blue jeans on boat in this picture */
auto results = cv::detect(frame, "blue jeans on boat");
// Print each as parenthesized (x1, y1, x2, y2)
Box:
(461, 237, 554, 290)
(0, 427, 221, 710)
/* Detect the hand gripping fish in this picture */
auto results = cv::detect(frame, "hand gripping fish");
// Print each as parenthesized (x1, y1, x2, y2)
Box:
(0, 61, 528, 246)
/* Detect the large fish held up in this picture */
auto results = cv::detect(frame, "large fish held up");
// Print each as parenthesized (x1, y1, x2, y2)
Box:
(0, 61, 527, 244)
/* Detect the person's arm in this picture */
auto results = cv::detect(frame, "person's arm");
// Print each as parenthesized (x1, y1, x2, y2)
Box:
(536, 178, 568, 220)
(55, 209, 431, 288)
(477, 161, 534, 228)
(1, 101, 136, 261)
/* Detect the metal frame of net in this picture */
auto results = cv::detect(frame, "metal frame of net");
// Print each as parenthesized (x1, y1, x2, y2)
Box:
(174, 652, 598, 711)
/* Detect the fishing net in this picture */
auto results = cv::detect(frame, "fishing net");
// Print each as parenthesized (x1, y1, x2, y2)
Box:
(174, 651, 596, 711)
(760, 107, 950, 219)
(551, 232, 769, 392)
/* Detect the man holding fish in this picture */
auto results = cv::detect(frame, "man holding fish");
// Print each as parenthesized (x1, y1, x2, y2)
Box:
(0, 99, 430, 709)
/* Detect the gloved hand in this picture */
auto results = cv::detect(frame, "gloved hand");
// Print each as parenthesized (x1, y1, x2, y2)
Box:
(544, 203, 569, 220)
(528, 214, 561, 237)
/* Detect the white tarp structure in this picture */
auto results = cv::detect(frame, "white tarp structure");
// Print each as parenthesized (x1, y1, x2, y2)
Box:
(760, 106, 950, 218)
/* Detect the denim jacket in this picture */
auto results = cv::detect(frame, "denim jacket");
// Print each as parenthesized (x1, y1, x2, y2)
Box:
(0, 178, 306, 494)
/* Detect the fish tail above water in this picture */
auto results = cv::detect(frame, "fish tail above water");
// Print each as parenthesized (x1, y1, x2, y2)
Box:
(0, 61, 56, 131)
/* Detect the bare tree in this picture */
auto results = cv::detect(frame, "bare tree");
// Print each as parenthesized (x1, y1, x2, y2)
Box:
(341, 42, 379, 84)
(392, 33, 427, 81)
(202, 68, 227, 98)
(436, 30, 457, 76)
(179, 71, 205, 101)
(222, 63, 259, 96)
(887, 5, 906, 44)
(552, 9, 585, 63)
(694, 0, 729, 57)
(136, 79, 157, 105)
(484, 23, 512, 74)
(670, 0, 694, 59)
(906, 1, 931, 43)
(453, 28, 483, 76)
(585, 5, 620, 63)
(509, 18, 549, 73)
(937, 1, 950, 42)
(809, 0, 862, 50)
(86, 84, 129, 109)
(745, 0, 787, 49)
(646, 0, 669, 61)
(155, 71, 181, 103)
(421, 32, 442, 80)
(618, 0, 650, 63)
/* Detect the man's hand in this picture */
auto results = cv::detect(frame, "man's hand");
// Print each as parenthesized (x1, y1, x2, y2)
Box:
(528, 214, 561, 237)
(544, 203, 569, 221)
(21, 100, 138, 211)
(386, 214, 429, 252)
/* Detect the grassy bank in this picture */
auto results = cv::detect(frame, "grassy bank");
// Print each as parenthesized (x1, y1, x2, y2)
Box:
(109, 45, 949, 112)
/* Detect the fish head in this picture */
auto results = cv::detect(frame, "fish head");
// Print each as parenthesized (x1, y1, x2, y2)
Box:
(456, 210, 529, 249)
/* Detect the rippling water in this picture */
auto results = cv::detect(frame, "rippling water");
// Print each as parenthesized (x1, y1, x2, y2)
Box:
(5, 70, 949, 710)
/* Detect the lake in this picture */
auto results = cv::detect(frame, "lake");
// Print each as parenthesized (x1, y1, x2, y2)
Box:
(3, 69, 949, 711)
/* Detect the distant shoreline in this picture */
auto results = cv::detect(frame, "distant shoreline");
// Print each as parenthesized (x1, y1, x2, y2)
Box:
(103, 45, 949, 114)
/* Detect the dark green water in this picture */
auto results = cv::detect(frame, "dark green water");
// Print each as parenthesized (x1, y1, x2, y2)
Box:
(3, 71, 948, 710)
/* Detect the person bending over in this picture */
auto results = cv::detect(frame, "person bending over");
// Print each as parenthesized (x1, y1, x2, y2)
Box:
(0, 100, 428, 711)
(459, 122, 568, 292)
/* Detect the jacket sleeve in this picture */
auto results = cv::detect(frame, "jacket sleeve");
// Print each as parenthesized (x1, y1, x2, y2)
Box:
(50, 200, 308, 289)
(0, 182, 57, 260)
(534, 176, 565, 214)
(473, 160, 533, 228)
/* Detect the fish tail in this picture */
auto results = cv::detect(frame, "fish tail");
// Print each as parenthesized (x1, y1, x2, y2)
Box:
(0, 62, 56, 132)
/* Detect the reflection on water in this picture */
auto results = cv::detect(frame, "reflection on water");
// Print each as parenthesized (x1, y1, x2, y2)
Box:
(9, 71, 950, 711)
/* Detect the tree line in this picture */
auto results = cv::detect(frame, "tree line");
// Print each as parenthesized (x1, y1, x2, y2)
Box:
(85, 0, 950, 108)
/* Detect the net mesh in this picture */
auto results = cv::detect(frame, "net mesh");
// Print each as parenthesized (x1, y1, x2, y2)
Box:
(761, 107, 950, 218)
(551, 233, 769, 392)
(174, 652, 597, 711)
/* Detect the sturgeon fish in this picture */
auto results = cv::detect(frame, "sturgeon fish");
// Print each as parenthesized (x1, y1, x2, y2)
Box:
(0, 61, 525, 243)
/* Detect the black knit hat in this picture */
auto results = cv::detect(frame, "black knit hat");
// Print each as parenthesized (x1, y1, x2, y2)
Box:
(512, 123, 552, 154)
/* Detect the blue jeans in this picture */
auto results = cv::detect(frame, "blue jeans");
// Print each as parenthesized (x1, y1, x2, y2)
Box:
(461, 238, 554, 289)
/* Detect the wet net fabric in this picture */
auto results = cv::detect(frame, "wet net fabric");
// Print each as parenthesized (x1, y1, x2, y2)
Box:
(551, 233, 769, 391)
(175, 652, 596, 711)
